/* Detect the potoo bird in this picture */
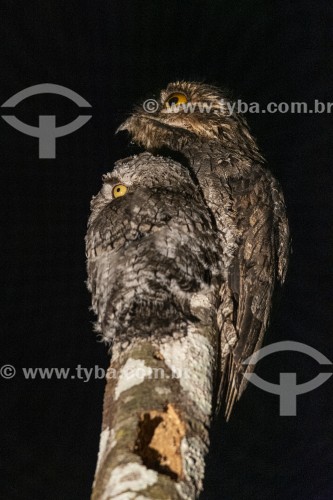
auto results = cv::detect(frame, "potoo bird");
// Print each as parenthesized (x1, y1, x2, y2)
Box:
(86, 152, 221, 343)
(118, 81, 290, 418)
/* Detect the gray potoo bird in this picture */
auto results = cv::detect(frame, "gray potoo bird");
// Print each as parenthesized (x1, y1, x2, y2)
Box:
(86, 152, 221, 343)
(118, 81, 290, 418)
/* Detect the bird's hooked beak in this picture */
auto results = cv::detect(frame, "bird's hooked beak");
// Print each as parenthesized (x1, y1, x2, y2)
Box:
(116, 117, 132, 135)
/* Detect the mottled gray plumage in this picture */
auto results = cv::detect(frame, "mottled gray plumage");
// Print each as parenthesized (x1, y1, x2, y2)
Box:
(86, 152, 221, 343)
(118, 81, 290, 418)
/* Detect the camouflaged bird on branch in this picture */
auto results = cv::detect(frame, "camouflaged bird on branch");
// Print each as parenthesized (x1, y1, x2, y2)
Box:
(117, 81, 290, 419)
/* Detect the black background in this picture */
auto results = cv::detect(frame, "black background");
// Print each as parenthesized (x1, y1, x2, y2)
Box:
(1, 1, 332, 499)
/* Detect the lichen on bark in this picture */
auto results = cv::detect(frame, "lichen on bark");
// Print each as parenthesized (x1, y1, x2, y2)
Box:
(91, 312, 219, 499)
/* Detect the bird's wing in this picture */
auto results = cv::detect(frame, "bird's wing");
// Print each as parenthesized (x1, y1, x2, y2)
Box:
(219, 167, 289, 420)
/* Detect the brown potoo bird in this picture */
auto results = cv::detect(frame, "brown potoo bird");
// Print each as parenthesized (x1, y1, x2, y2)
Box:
(86, 152, 221, 343)
(117, 81, 290, 418)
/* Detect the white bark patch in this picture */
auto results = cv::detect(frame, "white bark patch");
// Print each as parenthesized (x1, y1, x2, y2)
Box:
(95, 427, 113, 473)
(115, 359, 153, 400)
(180, 436, 207, 492)
(154, 386, 171, 395)
(103, 462, 158, 499)
(160, 331, 214, 416)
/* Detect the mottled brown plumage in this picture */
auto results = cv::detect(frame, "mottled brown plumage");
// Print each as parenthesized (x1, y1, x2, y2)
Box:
(118, 81, 290, 419)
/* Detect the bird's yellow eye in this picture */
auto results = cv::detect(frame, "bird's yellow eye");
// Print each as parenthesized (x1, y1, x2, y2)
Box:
(164, 92, 188, 108)
(112, 184, 128, 198)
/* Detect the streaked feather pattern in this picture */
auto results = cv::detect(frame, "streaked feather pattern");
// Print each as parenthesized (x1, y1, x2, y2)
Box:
(118, 81, 290, 418)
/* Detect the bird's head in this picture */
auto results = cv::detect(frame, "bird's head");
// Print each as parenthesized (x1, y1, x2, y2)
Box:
(117, 81, 262, 160)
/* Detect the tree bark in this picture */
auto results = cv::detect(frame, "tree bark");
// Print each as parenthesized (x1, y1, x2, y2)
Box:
(91, 292, 219, 500)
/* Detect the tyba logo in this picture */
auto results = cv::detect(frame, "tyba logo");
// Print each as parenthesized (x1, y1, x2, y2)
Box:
(243, 341, 332, 416)
(1, 84, 92, 159)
